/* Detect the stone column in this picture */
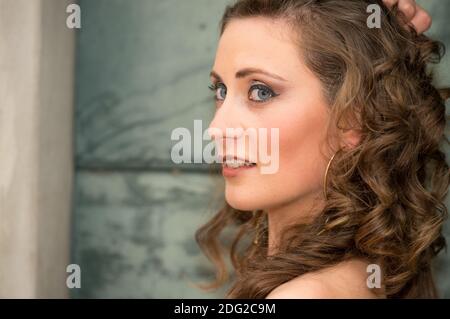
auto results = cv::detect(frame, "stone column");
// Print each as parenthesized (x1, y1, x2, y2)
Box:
(0, 0, 75, 298)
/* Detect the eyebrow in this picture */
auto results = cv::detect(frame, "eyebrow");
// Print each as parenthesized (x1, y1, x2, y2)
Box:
(210, 67, 287, 82)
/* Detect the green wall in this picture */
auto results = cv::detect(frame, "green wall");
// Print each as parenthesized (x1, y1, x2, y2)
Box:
(72, 0, 450, 298)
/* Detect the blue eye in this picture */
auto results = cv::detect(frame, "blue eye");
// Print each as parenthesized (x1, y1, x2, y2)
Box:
(208, 83, 226, 101)
(249, 84, 278, 103)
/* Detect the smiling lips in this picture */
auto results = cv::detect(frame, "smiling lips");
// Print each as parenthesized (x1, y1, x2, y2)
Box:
(222, 155, 257, 167)
(222, 155, 257, 177)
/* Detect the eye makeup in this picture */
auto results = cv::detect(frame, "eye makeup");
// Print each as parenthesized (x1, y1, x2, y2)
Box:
(208, 80, 280, 104)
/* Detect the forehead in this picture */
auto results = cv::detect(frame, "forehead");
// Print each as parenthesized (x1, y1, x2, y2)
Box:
(214, 17, 303, 76)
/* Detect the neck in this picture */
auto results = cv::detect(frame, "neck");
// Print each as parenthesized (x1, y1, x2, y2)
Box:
(266, 190, 325, 256)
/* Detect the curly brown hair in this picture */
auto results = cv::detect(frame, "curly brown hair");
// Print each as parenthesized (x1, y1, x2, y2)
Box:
(195, 0, 450, 298)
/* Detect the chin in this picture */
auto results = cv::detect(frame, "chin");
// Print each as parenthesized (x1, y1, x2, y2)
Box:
(225, 187, 259, 211)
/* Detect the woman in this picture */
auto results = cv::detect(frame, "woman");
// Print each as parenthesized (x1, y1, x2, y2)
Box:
(196, 0, 449, 298)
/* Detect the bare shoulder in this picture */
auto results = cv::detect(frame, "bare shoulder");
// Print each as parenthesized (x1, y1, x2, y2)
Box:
(265, 275, 336, 299)
(266, 258, 380, 299)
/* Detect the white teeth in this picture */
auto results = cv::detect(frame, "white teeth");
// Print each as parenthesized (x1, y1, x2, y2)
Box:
(224, 159, 255, 168)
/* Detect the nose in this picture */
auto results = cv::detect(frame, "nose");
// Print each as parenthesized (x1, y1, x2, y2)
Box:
(207, 100, 244, 141)
(207, 99, 246, 162)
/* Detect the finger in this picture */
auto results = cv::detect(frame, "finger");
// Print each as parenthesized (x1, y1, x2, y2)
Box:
(409, 5, 432, 34)
(397, 0, 417, 22)
(382, 0, 398, 9)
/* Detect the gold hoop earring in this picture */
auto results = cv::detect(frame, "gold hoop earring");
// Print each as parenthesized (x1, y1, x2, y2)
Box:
(253, 210, 266, 245)
(323, 150, 340, 200)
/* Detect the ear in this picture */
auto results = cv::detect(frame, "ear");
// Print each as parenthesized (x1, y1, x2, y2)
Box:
(340, 128, 362, 150)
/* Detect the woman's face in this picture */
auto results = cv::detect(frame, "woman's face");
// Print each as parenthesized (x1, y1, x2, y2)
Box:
(208, 17, 332, 212)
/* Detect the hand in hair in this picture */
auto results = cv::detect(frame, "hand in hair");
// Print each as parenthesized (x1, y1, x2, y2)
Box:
(383, 0, 432, 34)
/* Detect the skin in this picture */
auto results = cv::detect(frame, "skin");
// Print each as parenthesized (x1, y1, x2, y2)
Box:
(209, 16, 338, 250)
(208, 0, 431, 299)
(383, 0, 432, 34)
(266, 258, 385, 299)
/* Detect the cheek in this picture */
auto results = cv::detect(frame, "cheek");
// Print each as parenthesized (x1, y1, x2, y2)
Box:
(262, 100, 330, 202)
(224, 103, 330, 211)
(278, 118, 327, 192)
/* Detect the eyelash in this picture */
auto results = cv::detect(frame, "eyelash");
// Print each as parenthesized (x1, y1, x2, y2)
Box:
(208, 82, 279, 104)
